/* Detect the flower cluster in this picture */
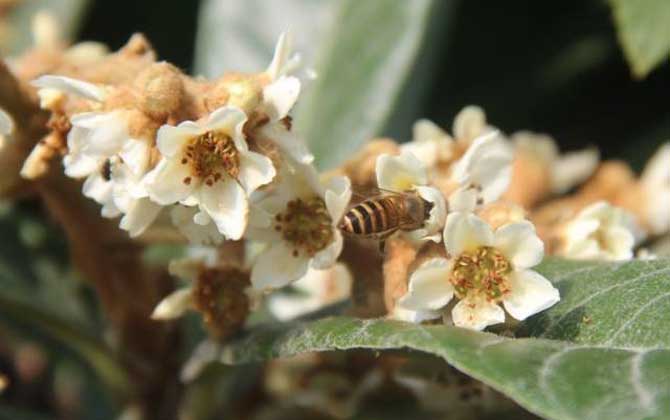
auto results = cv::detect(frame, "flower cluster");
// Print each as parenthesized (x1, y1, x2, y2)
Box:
(7, 18, 669, 338)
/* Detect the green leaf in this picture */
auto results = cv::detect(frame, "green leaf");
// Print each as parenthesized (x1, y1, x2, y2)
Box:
(2, 0, 90, 55)
(193, 0, 336, 77)
(609, 0, 670, 78)
(221, 259, 670, 420)
(294, 0, 439, 169)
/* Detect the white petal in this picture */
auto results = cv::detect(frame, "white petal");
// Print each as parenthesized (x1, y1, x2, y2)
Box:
(146, 158, 196, 205)
(604, 226, 635, 260)
(448, 187, 478, 213)
(259, 123, 314, 164)
(205, 106, 248, 152)
(151, 288, 193, 320)
(415, 186, 446, 238)
(503, 270, 560, 321)
(251, 242, 310, 290)
(325, 176, 352, 222)
(266, 32, 292, 80)
(156, 123, 199, 157)
(451, 131, 512, 203)
(376, 151, 428, 191)
(452, 105, 487, 143)
(391, 305, 442, 323)
(82, 170, 112, 204)
(237, 151, 276, 194)
(119, 138, 151, 176)
(262, 76, 300, 121)
(31, 75, 106, 102)
(170, 206, 224, 246)
(451, 297, 505, 331)
(63, 147, 102, 178)
(413, 118, 448, 143)
(119, 198, 162, 237)
(199, 179, 248, 240)
(398, 258, 453, 311)
(494, 221, 544, 269)
(551, 148, 599, 194)
(70, 112, 128, 156)
(444, 212, 494, 257)
(311, 229, 342, 270)
(0, 108, 13, 135)
(641, 143, 670, 189)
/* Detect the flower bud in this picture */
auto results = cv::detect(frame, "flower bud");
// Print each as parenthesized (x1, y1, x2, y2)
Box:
(134, 62, 184, 119)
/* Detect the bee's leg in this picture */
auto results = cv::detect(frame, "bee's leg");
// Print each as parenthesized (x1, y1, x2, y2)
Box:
(376, 230, 395, 254)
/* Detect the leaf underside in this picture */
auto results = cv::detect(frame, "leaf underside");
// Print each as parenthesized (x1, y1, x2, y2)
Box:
(222, 258, 670, 420)
(609, 0, 670, 78)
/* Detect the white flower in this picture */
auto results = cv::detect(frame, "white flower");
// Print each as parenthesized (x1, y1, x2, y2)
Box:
(452, 105, 494, 146)
(268, 263, 352, 321)
(151, 257, 254, 334)
(396, 212, 559, 331)
(170, 205, 225, 246)
(640, 143, 670, 235)
(145, 106, 276, 240)
(561, 201, 637, 261)
(375, 151, 447, 242)
(248, 162, 351, 290)
(251, 33, 314, 165)
(448, 131, 513, 212)
(512, 131, 599, 194)
(400, 119, 455, 170)
(0, 108, 14, 136)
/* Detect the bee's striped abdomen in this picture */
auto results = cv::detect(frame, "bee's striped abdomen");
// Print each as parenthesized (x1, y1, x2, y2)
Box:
(340, 197, 400, 236)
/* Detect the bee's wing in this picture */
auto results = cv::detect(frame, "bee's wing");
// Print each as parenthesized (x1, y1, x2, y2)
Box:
(351, 186, 404, 200)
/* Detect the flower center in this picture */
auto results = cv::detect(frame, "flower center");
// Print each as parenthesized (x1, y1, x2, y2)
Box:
(182, 131, 240, 186)
(274, 197, 333, 258)
(192, 267, 250, 338)
(449, 246, 512, 302)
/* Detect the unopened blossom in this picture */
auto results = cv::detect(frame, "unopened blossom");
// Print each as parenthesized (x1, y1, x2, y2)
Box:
(559, 201, 637, 261)
(640, 143, 670, 235)
(152, 257, 253, 338)
(248, 162, 351, 290)
(396, 212, 559, 330)
(268, 263, 352, 321)
(448, 131, 513, 212)
(375, 151, 447, 242)
(145, 106, 276, 240)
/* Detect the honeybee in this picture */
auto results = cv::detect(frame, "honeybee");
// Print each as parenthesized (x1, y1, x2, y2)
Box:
(339, 189, 433, 250)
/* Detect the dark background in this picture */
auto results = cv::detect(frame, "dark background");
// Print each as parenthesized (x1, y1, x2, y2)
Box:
(78, 0, 670, 169)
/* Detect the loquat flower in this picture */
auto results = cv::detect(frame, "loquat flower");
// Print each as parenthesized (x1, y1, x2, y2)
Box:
(558, 201, 638, 261)
(145, 106, 276, 240)
(248, 162, 351, 290)
(151, 257, 253, 339)
(448, 131, 513, 212)
(375, 150, 447, 242)
(395, 212, 559, 331)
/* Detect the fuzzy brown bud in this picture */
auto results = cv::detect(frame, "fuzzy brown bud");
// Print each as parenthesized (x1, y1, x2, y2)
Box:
(134, 62, 184, 119)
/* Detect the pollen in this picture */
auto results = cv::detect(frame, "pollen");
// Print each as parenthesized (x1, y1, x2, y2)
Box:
(192, 267, 250, 339)
(182, 131, 240, 186)
(449, 246, 511, 302)
(275, 197, 333, 258)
